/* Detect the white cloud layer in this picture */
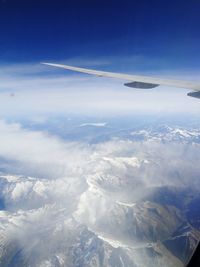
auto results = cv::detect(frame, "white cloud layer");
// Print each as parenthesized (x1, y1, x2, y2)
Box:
(0, 120, 90, 178)
(0, 62, 199, 117)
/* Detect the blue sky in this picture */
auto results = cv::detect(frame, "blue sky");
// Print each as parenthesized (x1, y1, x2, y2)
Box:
(0, 3, 200, 267)
(0, 0, 200, 119)
(0, 0, 200, 71)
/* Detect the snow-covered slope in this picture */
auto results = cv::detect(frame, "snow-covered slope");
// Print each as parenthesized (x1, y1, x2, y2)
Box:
(0, 124, 200, 267)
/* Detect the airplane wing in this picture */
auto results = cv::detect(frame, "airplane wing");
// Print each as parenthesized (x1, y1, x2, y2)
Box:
(42, 62, 200, 98)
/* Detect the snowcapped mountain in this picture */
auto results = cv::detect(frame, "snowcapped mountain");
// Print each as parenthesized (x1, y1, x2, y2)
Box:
(129, 125, 200, 143)
(0, 122, 199, 267)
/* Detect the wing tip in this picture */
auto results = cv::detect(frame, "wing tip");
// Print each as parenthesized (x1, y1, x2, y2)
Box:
(41, 62, 53, 66)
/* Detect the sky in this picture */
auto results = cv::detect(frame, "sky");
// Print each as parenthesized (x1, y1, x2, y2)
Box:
(0, 0, 200, 118)
(0, 0, 200, 70)
(0, 3, 200, 266)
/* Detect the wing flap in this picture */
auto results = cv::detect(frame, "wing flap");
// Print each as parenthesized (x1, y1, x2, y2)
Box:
(187, 91, 200, 99)
(124, 81, 159, 89)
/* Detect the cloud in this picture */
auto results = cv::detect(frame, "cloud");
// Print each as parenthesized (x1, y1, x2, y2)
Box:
(0, 62, 199, 118)
(0, 120, 200, 266)
(0, 120, 199, 211)
(0, 120, 90, 178)
(0, 119, 199, 188)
